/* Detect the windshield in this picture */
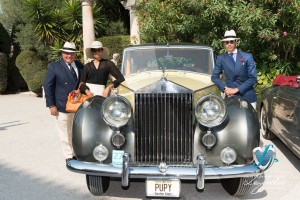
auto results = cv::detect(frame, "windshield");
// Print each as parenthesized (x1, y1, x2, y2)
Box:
(121, 46, 215, 76)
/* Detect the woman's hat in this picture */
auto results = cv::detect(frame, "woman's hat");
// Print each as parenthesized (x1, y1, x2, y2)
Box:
(88, 41, 110, 59)
(60, 42, 79, 53)
(221, 30, 240, 41)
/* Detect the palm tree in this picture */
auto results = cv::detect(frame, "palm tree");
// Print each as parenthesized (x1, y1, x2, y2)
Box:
(23, 0, 63, 44)
(23, 0, 107, 62)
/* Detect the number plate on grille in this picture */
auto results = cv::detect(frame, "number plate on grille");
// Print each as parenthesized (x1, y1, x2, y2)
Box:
(112, 150, 124, 165)
(146, 178, 180, 197)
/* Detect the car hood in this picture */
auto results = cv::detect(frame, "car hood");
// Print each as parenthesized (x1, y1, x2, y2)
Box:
(121, 71, 214, 92)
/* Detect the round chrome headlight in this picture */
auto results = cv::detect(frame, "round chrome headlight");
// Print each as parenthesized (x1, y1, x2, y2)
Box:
(101, 96, 132, 128)
(220, 147, 237, 165)
(93, 144, 109, 162)
(194, 94, 227, 127)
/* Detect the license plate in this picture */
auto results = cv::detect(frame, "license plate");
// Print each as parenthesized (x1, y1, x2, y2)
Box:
(112, 150, 124, 165)
(146, 178, 181, 197)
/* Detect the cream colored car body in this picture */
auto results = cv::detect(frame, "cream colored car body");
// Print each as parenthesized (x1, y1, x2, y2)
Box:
(119, 71, 220, 110)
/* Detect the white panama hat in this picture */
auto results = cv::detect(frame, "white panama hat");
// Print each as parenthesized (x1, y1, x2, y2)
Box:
(221, 30, 240, 41)
(60, 42, 79, 53)
(87, 41, 110, 59)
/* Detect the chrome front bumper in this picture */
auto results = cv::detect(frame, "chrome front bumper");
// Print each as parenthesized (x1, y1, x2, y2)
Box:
(66, 153, 269, 190)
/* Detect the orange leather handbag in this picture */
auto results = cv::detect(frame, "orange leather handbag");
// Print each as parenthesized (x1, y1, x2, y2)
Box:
(66, 90, 89, 113)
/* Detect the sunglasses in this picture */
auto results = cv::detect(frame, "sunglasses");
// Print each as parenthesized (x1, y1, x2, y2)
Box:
(224, 40, 235, 45)
(91, 48, 103, 52)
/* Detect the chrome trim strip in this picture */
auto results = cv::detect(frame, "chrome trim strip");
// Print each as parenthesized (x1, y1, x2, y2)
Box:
(196, 155, 205, 189)
(122, 153, 130, 187)
(67, 160, 265, 180)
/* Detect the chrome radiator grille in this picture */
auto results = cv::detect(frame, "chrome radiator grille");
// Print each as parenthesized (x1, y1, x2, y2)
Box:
(135, 93, 193, 164)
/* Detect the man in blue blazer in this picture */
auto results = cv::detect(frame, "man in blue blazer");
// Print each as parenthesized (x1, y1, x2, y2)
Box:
(44, 42, 84, 161)
(211, 30, 257, 109)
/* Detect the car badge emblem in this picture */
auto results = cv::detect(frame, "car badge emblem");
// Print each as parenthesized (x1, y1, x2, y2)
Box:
(158, 162, 168, 173)
(253, 144, 277, 170)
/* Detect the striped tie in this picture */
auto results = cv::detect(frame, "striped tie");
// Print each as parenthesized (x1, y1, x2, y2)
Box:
(69, 64, 77, 81)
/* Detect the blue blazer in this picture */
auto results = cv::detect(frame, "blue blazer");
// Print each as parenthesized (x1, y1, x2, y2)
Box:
(44, 59, 84, 112)
(211, 50, 257, 103)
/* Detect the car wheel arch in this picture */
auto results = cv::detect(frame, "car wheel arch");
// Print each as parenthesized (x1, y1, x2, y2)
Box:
(260, 103, 276, 140)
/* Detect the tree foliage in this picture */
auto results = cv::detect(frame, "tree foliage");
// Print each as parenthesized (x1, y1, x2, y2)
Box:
(0, 0, 25, 31)
(0, 0, 129, 93)
(23, 0, 62, 44)
(95, 0, 130, 34)
(137, 0, 300, 86)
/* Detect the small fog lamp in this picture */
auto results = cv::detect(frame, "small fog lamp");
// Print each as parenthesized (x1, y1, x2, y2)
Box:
(202, 130, 216, 149)
(93, 144, 109, 162)
(220, 147, 237, 165)
(111, 132, 125, 148)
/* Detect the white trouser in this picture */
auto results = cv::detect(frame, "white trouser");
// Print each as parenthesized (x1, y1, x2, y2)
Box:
(56, 112, 75, 159)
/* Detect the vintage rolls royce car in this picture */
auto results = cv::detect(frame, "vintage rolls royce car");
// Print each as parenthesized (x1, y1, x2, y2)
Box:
(67, 44, 276, 198)
(259, 75, 300, 158)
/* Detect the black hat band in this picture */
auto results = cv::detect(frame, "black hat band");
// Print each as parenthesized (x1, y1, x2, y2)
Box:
(62, 47, 76, 51)
(224, 35, 237, 38)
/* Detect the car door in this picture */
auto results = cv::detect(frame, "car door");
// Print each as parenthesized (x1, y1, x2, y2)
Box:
(272, 86, 300, 153)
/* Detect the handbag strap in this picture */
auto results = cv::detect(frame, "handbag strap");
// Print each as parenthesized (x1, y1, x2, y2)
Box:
(75, 82, 85, 93)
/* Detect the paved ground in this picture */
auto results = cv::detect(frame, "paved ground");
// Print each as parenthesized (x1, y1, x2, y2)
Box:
(0, 93, 299, 200)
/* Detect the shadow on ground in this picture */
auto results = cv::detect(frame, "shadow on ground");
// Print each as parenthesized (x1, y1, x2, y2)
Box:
(271, 138, 300, 172)
(0, 120, 29, 131)
(0, 163, 98, 200)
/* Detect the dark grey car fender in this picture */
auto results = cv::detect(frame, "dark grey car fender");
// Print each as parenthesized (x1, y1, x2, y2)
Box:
(72, 96, 135, 162)
(193, 96, 260, 165)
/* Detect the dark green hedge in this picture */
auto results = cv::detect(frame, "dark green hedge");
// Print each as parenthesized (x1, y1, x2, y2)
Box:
(6, 60, 28, 93)
(0, 23, 10, 54)
(0, 53, 8, 93)
(15, 50, 48, 95)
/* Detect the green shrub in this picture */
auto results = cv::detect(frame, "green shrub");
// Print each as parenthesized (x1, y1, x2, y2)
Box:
(137, 0, 300, 87)
(98, 35, 130, 68)
(256, 60, 299, 91)
(0, 53, 8, 93)
(15, 50, 48, 95)
(106, 20, 128, 36)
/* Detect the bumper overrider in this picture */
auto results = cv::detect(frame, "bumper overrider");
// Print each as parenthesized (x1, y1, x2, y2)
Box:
(67, 149, 276, 190)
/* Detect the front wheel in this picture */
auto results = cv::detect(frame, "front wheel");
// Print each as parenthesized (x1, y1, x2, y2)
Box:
(260, 106, 275, 140)
(220, 176, 256, 196)
(86, 175, 110, 196)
